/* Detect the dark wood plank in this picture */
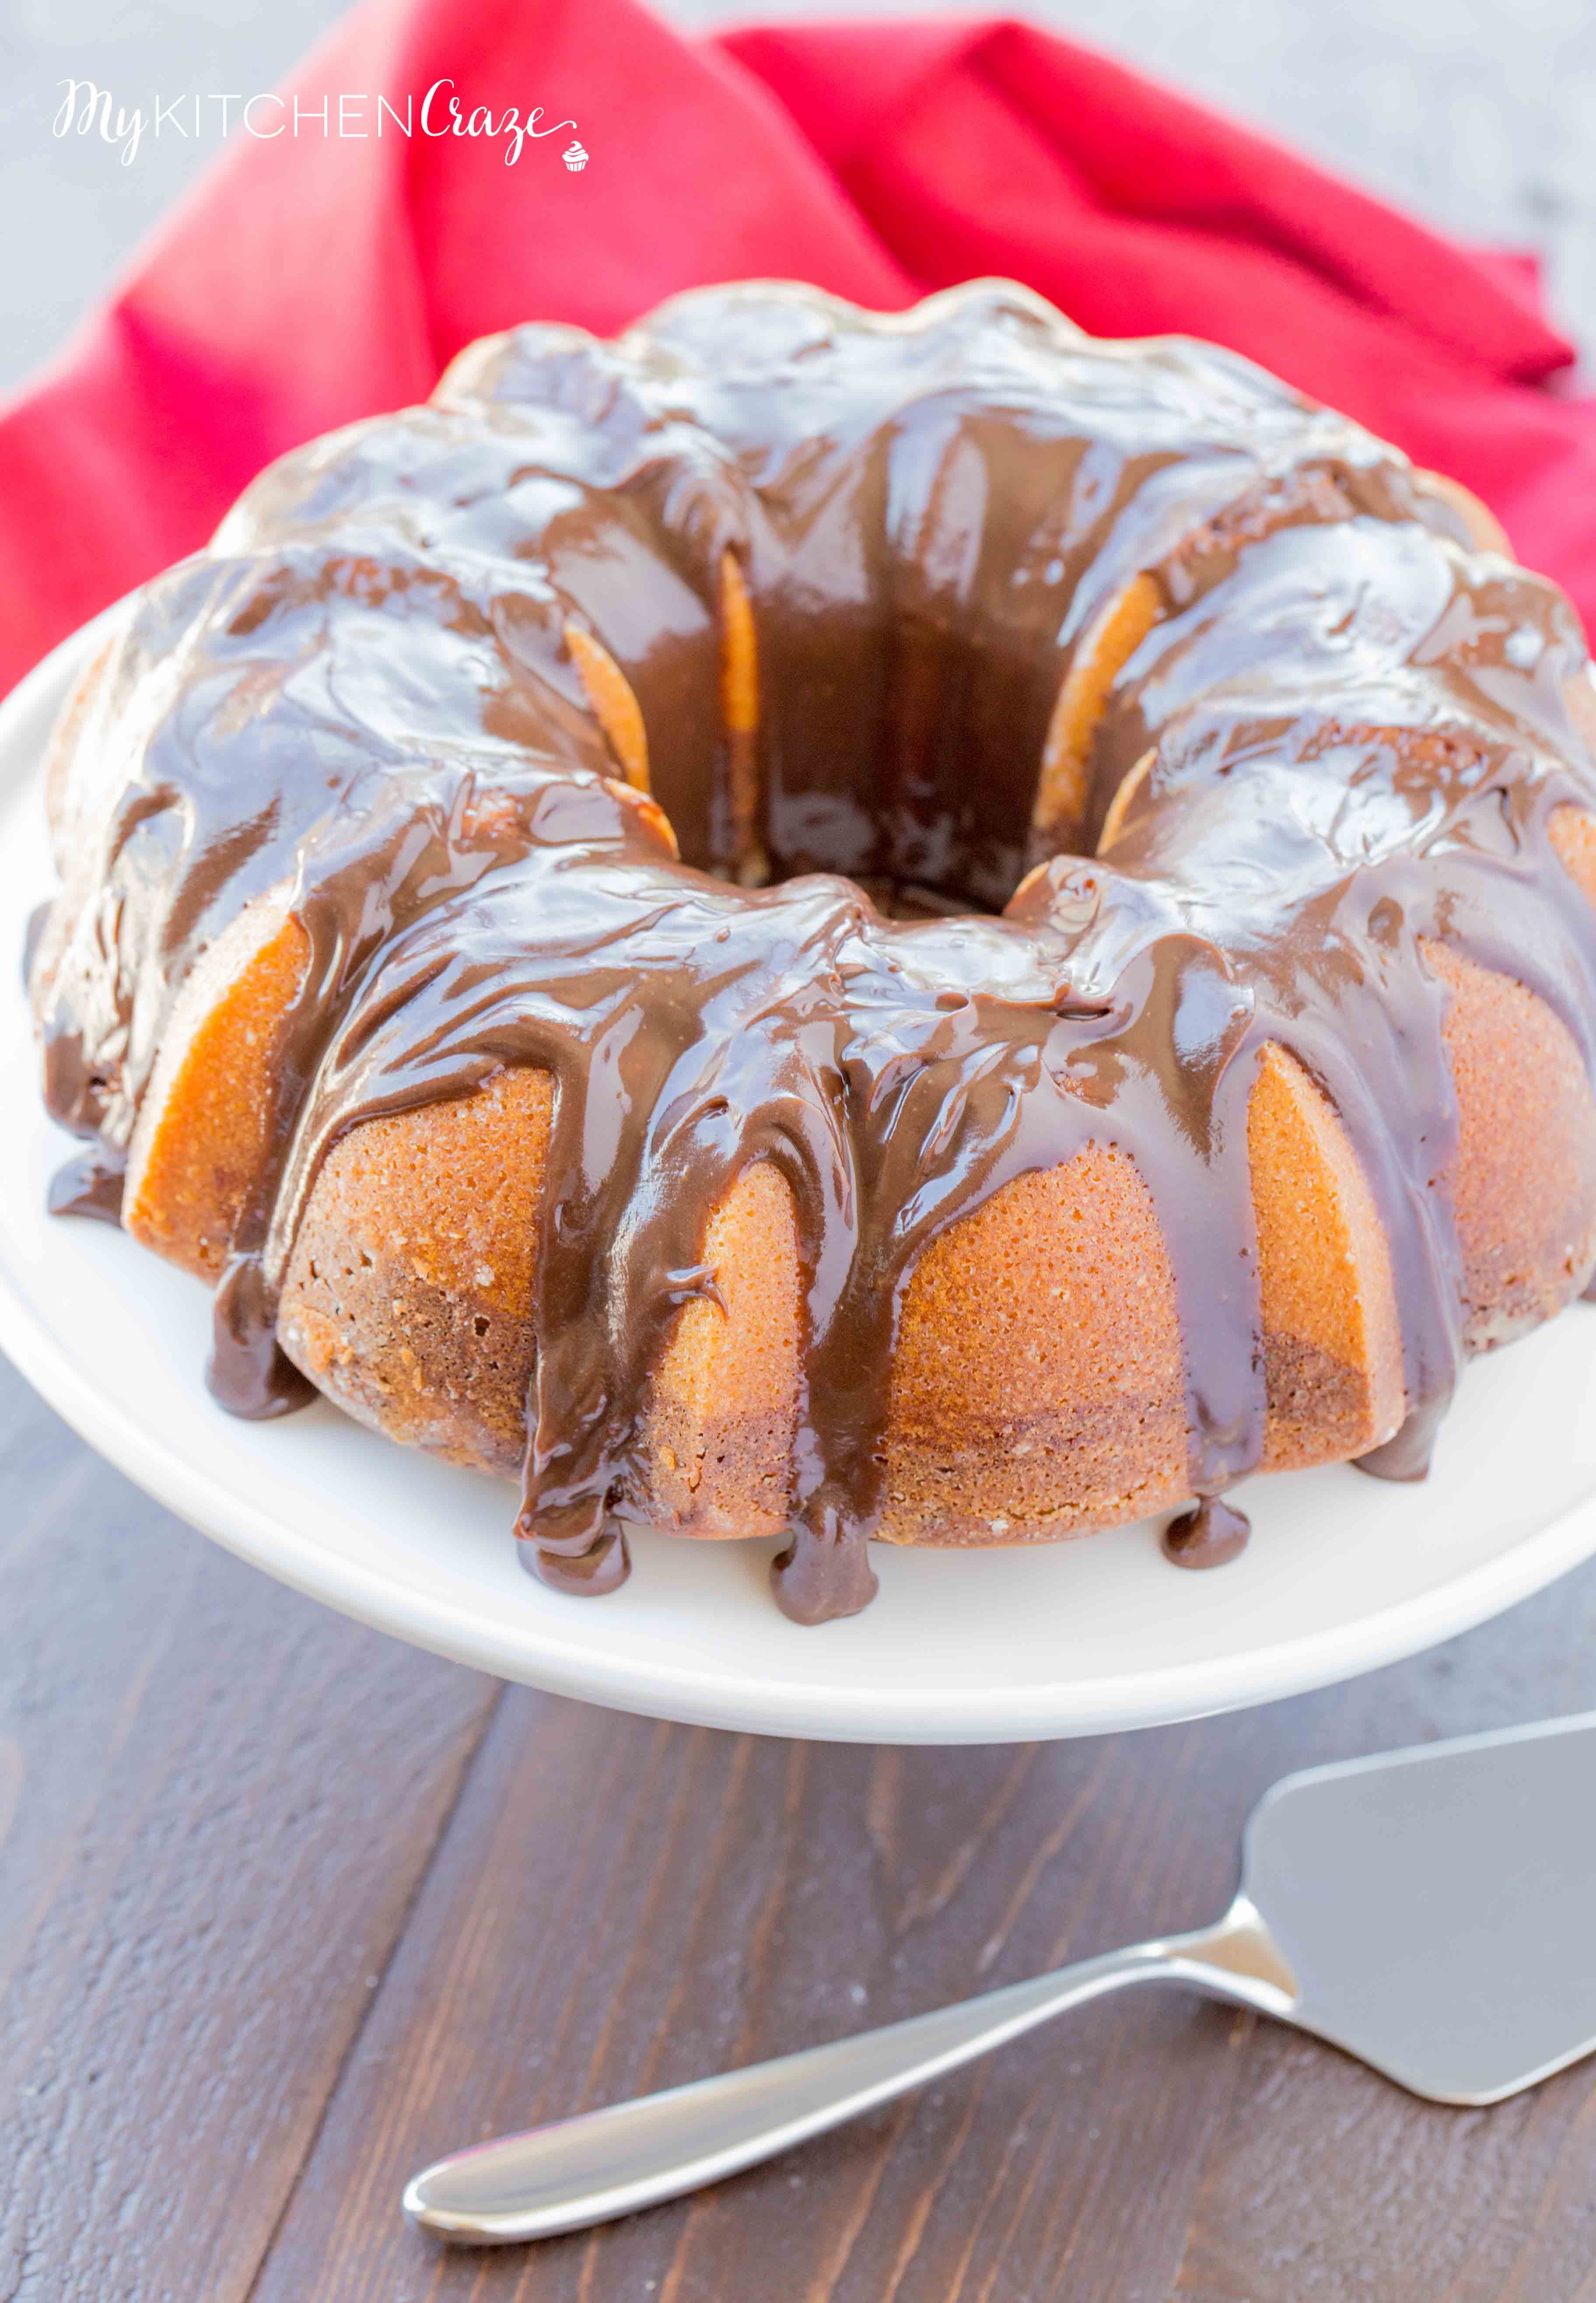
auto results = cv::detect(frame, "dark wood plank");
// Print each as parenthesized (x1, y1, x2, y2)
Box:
(0, 1359, 500, 2303)
(249, 1559, 1596, 2303)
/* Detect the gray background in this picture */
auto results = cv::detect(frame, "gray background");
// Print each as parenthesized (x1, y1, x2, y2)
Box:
(2, 0, 1595, 399)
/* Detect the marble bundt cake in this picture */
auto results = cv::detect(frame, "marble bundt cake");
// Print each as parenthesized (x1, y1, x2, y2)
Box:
(29, 280, 1596, 1623)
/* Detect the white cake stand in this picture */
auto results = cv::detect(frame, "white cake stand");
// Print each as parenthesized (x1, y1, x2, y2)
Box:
(4, 612, 1596, 1744)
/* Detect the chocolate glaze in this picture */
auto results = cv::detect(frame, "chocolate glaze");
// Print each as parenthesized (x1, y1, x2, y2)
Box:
(1162, 1495, 1251, 1569)
(29, 281, 1596, 1621)
(46, 1149, 125, 1224)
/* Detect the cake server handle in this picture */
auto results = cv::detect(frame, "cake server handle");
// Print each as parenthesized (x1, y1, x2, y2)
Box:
(403, 1894, 1294, 2245)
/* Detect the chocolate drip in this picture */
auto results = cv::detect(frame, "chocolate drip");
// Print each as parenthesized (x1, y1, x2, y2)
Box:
(47, 1150, 125, 1224)
(773, 1509, 881, 1625)
(1354, 1396, 1446, 1483)
(1162, 1496, 1251, 1569)
(208, 1254, 315, 1418)
(518, 1511, 631, 1597)
(26, 280, 1596, 1619)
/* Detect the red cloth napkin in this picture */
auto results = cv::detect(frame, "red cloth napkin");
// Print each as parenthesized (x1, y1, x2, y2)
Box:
(5, 0, 1595, 696)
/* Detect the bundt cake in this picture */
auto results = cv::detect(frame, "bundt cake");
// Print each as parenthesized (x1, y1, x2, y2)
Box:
(29, 279, 1596, 1623)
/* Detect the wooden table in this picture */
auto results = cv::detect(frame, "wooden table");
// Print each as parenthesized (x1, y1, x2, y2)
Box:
(6, 1350, 1596, 2300)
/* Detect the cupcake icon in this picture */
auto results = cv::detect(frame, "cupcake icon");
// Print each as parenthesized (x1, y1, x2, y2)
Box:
(564, 140, 588, 173)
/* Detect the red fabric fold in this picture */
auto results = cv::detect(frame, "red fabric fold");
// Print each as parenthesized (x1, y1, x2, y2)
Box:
(4, 0, 1595, 695)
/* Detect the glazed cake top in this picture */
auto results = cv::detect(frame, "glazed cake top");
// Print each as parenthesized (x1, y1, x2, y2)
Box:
(33, 280, 1596, 1617)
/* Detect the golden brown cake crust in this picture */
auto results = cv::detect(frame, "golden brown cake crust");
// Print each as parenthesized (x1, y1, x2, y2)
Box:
(273, 1036, 1417, 1547)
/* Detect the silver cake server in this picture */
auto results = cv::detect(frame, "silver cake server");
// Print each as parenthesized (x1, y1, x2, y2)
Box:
(405, 1710, 1596, 2246)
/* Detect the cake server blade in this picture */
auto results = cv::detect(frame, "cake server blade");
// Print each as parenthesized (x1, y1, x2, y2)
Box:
(1247, 1710, 1596, 2102)
(405, 1710, 1596, 2246)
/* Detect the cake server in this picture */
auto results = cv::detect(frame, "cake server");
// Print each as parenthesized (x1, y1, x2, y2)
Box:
(404, 1709, 1596, 2246)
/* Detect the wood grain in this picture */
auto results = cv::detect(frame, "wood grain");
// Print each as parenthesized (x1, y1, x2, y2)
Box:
(0, 1359, 498, 2302)
(6, 1330, 1596, 2299)
(252, 1572, 1596, 2302)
